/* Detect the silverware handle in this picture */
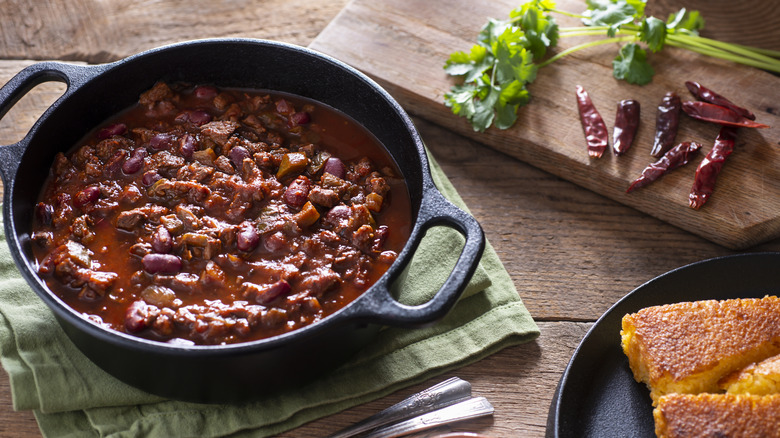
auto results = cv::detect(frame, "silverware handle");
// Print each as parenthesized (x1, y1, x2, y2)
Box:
(364, 396, 495, 438)
(327, 377, 472, 438)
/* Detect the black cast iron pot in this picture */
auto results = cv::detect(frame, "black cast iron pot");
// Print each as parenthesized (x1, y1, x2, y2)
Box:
(0, 39, 485, 403)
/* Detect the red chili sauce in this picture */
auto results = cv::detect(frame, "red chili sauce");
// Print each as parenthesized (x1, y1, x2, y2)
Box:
(30, 82, 411, 345)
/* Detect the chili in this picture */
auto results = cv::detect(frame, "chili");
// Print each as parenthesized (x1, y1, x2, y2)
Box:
(31, 82, 412, 345)
(575, 85, 609, 158)
(689, 126, 738, 209)
(626, 141, 701, 193)
(681, 101, 769, 129)
(650, 92, 682, 157)
(685, 81, 756, 120)
(612, 99, 640, 156)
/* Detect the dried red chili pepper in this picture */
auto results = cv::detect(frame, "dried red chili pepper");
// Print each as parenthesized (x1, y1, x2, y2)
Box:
(626, 141, 701, 193)
(650, 92, 682, 157)
(575, 85, 609, 158)
(685, 81, 755, 120)
(689, 126, 738, 209)
(681, 101, 769, 129)
(612, 99, 640, 156)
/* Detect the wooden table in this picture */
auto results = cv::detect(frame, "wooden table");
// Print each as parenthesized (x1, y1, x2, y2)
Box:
(1, 1, 778, 436)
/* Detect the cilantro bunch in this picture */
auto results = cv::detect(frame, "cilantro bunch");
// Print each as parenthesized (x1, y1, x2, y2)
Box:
(444, 0, 780, 132)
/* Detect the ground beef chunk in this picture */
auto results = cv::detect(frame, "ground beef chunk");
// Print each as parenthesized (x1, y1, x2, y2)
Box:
(200, 120, 239, 146)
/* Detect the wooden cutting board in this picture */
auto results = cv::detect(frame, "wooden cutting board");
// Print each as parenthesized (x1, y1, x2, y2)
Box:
(310, 0, 780, 249)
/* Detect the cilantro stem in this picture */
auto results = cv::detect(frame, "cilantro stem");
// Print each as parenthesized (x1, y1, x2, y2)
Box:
(664, 39, 780, 73)
(721, 42, 780, 60)
(676, 33, 780, 59)
(558, 25, 637, 33)
(558, 29, 633, 38)
(669, 34, 780, 65)
(549, 9, 586, 19)
(538, 35, 635, 67)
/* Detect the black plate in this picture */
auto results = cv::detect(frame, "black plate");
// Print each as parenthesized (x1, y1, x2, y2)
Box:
(546, 252, 780, 437)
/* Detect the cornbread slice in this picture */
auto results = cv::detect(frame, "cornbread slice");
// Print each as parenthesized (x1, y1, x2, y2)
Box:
(654, 393, 780, 438)
(720, 353, 780, 395)
(621, 296, 780, 403)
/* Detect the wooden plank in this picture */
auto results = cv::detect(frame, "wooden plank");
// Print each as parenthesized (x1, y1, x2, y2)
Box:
(0, 0, 349, 62)
(278, 321, 593, 438)
(310, 0, 780, 249)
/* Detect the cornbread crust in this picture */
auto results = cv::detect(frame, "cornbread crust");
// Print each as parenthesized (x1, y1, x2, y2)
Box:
(621, 296, 780, 403)
(654, 393, 780, 438)
(721, 353, 780, 395)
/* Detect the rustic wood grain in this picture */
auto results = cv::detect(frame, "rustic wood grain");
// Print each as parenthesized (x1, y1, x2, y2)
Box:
(0, 0, 349, 63)
(281, 321, 593, 437)
(1, 0, 780, 437)
(310, 0, 780, 249)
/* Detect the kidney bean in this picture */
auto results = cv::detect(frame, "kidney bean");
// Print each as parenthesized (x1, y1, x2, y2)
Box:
(150, 133, 175, 150)
(151, 226, 173, 253)
(290, 111, 310, 126)
(142, 170, 161, 186)
(229, 146, 250, 168)
(326, 204, 351, 221)
(35, 202, 54, 225)
(323, 157, 346, 179)
(193, 85, 218, 100)
(74, 186, 100, 208)
(122, 148, 148, 174)
(176, 109, 212, 126)
(97, 123, 127, 140)
(179, 134, 196, 159)
(254, 280, 291, 305)
(142, 253, 182, 274)
(236, 224, 260, 252)
(284, 176, 311, 208)
(125, 300, 151, 332)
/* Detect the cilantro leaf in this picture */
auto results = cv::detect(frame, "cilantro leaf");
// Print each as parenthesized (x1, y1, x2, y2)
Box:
(583, 0, 638, 36)
(443, 51, 474, 76)
(510, 1, 560, 59)
(443, 83, 479, 120)
(493, 26, 529, 83)
(667, 8, 705, 34)
(495, 101, 520, 130)
(471, 86, 501, 132)
(444, 45, 493, 84)
(639, 16, 666, 52)
(625, 0, 646, 18)
(442, 0, 560, 131)
(500, 79, 531, 106)
(612, 42, 654, 84)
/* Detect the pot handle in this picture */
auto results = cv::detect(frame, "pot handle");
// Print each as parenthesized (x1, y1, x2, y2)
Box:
(351, 182, 486, 327)
(0, 61, 100, 183)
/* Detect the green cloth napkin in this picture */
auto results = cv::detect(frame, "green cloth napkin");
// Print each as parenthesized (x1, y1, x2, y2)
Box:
(0, 152, 539, 437)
